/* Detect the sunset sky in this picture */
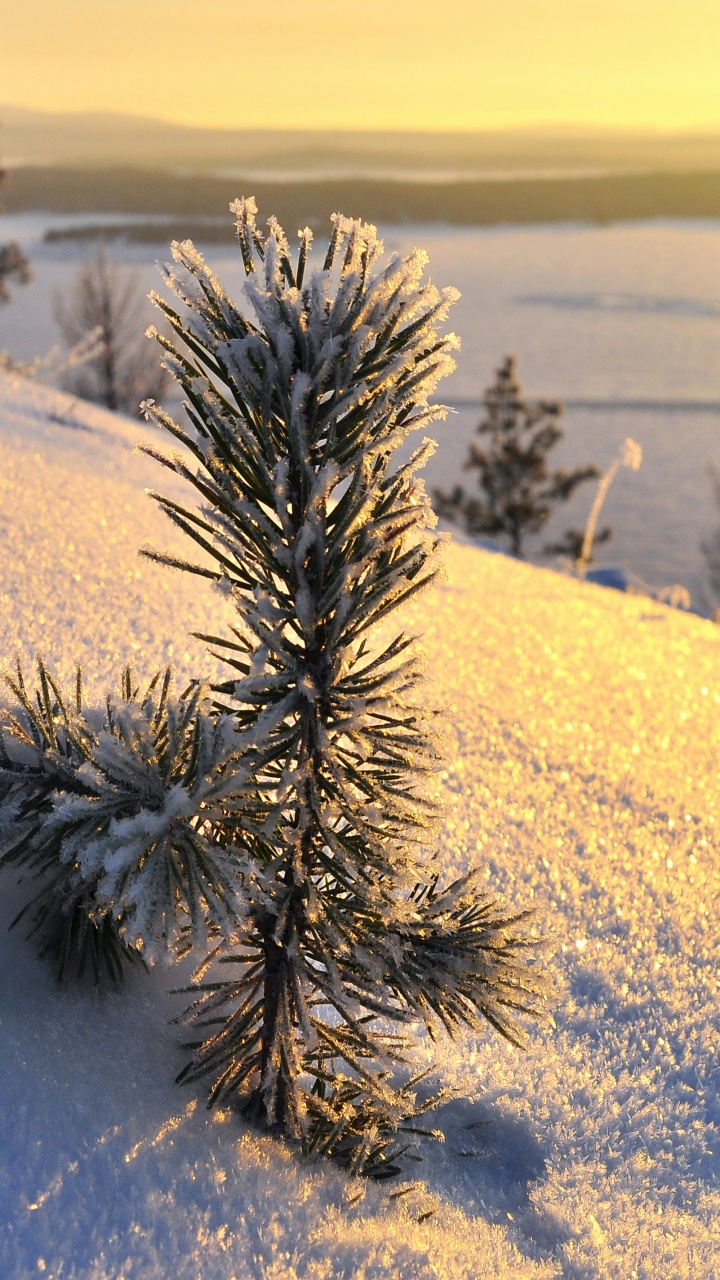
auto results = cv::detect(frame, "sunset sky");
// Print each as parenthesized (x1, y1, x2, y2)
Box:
(3, 0, 720, 132)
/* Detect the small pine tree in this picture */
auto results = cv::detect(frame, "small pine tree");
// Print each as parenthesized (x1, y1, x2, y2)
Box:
(0, 202, 544, 1174)
(434, 354, 599, 557)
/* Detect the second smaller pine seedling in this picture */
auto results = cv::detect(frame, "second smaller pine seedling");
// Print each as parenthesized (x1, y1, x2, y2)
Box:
(0, 661, 244, 980)
(434, 354, 599, 557)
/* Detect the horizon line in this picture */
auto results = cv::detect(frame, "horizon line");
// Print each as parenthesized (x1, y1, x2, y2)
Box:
(4, 103, 720, 139)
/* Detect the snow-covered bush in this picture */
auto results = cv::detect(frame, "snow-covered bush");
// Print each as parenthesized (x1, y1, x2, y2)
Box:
(0, 662, 243, 978)
(54, 246, 170, 416)
(0, 201, 544, 1173)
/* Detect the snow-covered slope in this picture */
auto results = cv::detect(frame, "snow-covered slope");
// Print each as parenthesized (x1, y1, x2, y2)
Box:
(1, 371, 719, 1279)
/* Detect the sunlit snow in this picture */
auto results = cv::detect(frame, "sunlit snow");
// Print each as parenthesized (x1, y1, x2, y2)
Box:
(1, 370, 719, 1278)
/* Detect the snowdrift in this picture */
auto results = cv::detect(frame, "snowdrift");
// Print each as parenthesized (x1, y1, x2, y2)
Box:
(1, 371, 719, 1279)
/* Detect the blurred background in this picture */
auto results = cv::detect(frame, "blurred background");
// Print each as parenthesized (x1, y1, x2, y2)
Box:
(2, 0, 720, 604)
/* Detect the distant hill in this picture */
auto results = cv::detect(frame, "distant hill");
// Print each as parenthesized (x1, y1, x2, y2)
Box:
(5, 165, 720, 232)
(4, 104, 720, 177)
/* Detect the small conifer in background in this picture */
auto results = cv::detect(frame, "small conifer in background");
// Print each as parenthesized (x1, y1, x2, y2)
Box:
(434, 354, 599, 557)
(0, 202, 544, 1175)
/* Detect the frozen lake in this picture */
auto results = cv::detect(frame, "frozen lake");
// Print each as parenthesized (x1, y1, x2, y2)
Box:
(2, 212, 720, 605)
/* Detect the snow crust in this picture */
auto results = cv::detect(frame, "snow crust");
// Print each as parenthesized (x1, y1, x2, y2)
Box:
(1, 370, 719, 1277)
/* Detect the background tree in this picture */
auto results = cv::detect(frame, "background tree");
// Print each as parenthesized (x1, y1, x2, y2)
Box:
(54, 244, 169, 416)
(0, 153, 31, 305)
(434, 354, 599, 557)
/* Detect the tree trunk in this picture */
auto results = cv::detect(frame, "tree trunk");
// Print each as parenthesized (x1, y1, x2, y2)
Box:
(259, 918, 291, 1129)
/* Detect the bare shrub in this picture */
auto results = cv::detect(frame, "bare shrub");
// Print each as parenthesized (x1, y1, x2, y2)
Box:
(54, 245, 169, 416)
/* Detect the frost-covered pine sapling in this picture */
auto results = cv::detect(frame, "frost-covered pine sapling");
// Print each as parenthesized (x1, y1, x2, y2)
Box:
(0, 661, 245, 980)
(434, 354, 600, 558)
(141, 199, 545, 1173)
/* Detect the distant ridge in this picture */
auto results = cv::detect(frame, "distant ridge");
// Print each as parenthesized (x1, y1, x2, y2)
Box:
(7, 166, 720, 230)
(4, 104, 720, 175)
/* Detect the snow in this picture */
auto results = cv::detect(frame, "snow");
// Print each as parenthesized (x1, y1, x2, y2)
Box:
(1, 369, 720, 1277)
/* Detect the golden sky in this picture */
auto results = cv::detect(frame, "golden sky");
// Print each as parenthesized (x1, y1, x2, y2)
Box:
(3, 0, 720, 132)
